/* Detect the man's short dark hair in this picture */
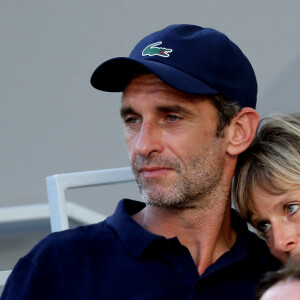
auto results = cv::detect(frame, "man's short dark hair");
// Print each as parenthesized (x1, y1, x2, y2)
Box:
(209, 94, 242, 137)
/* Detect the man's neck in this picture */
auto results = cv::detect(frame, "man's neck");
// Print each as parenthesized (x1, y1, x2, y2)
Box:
(132, 194, 236, 275)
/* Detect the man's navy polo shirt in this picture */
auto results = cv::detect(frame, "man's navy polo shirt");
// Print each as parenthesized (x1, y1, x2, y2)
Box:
(1, 199, 280, 300)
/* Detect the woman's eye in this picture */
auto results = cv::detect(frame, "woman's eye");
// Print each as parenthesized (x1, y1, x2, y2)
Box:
(257, 222, 271, 233)
(285, 204, 300, 215)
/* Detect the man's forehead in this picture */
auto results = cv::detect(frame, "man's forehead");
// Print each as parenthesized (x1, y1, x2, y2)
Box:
(122, 73, 211, 104)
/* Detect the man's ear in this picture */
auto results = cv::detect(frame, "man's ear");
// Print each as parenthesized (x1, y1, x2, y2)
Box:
(226, 108, 259, 156)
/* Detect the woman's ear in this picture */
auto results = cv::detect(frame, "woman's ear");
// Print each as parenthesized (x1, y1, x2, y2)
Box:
(226, 108, 259, 156)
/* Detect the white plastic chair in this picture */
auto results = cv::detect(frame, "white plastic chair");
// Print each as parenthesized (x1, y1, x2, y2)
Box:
(0, 270, 11, 288)
(46, 167, 135, 232)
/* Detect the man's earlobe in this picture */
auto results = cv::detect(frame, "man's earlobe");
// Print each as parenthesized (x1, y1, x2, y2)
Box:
(226, 108, 259, 156)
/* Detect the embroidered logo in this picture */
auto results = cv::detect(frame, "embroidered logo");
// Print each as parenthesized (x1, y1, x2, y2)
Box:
(142, 41, 173, 58)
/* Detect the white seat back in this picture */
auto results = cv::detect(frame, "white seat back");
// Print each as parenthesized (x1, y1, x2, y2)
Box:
(46, 167, 135, 232)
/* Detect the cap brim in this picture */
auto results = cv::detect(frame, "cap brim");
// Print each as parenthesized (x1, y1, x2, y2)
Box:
(90, 57, 218, 95)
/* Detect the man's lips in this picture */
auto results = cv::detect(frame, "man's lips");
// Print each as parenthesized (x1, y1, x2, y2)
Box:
(138, 166, 174, 177)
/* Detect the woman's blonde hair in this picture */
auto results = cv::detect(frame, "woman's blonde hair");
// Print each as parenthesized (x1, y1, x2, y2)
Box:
(233, 112, 300, 222)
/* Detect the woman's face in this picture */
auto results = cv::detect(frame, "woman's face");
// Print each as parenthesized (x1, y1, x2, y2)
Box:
(250, 187, 300, 263)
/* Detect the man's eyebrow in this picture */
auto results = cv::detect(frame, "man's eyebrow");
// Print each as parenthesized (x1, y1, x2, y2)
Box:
(120, 104, 193, 119)
(156, 104, 192, 115)
(120, 107, 136, 119)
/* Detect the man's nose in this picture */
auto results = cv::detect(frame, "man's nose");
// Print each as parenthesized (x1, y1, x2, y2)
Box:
(272, 224, 298, 253)
(136, 121, 163, 157)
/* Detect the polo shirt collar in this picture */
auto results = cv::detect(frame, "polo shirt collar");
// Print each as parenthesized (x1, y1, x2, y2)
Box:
(106, 199, 165, 258)
(106, 199, 268, 269)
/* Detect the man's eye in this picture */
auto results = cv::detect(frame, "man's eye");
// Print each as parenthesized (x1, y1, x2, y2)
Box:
(125, 117, 139, 124)
(285, 204, 300, 215)
(257, 222, 271, 233)
(166, 114, 180, 122)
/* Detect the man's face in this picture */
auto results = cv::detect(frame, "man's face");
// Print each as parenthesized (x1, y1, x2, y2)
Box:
(121, 74, 227, 208)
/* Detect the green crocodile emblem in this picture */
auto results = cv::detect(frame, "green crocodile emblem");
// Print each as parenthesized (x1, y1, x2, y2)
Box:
(142, 41, 173, 57)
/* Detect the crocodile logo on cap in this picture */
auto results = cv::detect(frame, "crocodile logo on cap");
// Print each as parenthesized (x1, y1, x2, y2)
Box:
(142, 41, 173, 58)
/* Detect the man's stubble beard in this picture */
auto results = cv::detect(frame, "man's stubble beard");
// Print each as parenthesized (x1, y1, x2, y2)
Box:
(132, 138, 225, 209)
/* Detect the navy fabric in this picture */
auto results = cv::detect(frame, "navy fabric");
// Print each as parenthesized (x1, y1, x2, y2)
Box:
(1, 199, 281, 300)
(91, 24, 257, 108)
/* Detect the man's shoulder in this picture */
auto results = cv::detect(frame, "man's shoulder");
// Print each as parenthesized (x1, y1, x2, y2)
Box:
(24, 198, 144, 264)
(25, 220, 112, 263)
(49, 220, 111, 243)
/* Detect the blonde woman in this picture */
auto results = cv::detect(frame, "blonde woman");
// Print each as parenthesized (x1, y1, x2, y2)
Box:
(233, 113, 300, 263)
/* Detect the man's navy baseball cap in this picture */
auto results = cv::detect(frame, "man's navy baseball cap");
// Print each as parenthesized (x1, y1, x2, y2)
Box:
(91, 24, 257, 108)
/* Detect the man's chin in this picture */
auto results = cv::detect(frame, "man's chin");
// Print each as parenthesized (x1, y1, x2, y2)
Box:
(145, 199, 197, 210)
(141, 190, 196, 209)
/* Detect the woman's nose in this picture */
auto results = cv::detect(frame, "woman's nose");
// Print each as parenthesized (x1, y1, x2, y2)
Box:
(272, 224, 298, 254)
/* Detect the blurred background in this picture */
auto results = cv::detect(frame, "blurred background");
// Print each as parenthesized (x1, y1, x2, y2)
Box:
(1, 0, 299, 290)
